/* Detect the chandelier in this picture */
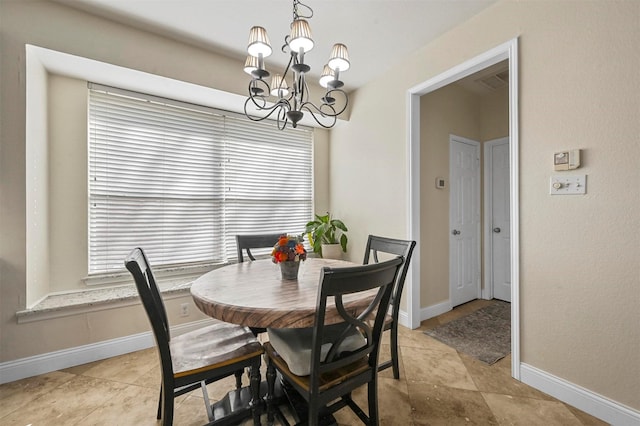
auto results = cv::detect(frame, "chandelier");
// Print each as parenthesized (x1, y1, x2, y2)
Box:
(243, 0, 350, 130)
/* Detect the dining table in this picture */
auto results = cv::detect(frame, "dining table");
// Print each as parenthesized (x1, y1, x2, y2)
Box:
(190, 257, 370, 425)
(191, 257, 370, 329)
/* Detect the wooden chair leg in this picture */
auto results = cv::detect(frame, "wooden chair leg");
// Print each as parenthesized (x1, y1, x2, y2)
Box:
(235, 369, 243, 390)
(266, 357, 276, 425)
(156, 386, 163, 420)
(162, 386, 174, 426)
(308, 398, 320, 426)
(367, 378, 379, 425)
(390, 323, 400, 380)
(249, 362, 262, 426)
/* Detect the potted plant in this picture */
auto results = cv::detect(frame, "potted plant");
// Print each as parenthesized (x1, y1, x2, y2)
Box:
(305, 212, 348, 259)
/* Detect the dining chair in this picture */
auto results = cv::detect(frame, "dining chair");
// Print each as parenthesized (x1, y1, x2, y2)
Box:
(125, 247, 264, 426)
(264, 256, 404, 426)
(363, 235, 416, 380)
(236, 233, 284, 263)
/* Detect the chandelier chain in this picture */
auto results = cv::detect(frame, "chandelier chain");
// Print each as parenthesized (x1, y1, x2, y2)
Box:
(292, 0, 313, 21)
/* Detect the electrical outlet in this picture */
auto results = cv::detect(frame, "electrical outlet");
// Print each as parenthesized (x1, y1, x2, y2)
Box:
(180, 303, 189, 317)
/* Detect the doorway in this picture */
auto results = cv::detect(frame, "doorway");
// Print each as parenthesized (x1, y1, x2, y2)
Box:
(406, 38, 520, 379)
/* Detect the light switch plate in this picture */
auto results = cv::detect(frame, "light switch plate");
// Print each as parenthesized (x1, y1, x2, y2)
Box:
(550, 174, 586, 195)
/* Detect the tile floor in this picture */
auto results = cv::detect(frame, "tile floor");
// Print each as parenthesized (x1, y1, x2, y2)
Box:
(0, 300, 608, 425)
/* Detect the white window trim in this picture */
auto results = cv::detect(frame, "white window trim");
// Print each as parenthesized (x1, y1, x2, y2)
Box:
(25, 45, 332, 307)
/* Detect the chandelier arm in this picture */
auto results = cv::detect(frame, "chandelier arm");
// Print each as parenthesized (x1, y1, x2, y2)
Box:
(276, 108, 289, 130)
(247, 78, 270, 101)
(298, 88, 349, 117)
(324, 88, 349, 116)
(244, 97, 292, 124)
(298, 104, 338, 129)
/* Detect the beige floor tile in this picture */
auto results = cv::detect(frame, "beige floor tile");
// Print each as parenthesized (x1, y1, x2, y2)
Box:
(174, 395, 211, 425)
(79, 348, 158, 384)
(460, 354, 553, 401)
(407, 381, 498, 425)
(134, 364, 162, 389)
(332, 375, 414, 426)
(377, 342, 405, 380)
(402, 346, 477, 391)
(565, 405, 610, 426)
(377, 376, 414, 426)
(482, 392, 584, 426)
(75, 384, 160, 425)
(0, 371, 75, 418)
(0, 375, 129, 425)
(397, 324, 457, 354)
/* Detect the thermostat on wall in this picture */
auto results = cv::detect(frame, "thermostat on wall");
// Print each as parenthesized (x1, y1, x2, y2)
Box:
(554, 149, 581, 171)
(435, 177, 446, 189)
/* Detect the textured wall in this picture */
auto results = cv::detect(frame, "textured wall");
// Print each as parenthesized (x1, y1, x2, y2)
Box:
(329, 0, 639, 410)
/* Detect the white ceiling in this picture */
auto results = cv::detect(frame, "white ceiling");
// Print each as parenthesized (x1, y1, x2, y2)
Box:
(53, 0, 498, 92)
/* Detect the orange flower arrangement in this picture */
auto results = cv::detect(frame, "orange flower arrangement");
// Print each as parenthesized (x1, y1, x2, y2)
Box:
(271, 234, 307, 263)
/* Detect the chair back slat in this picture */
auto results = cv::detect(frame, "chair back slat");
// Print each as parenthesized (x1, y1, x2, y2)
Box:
(363, 235, 416, 307)
(236, 233, 283, 262)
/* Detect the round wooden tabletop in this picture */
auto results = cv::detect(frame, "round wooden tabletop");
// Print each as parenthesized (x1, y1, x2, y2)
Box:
(191, 258, 374, 329)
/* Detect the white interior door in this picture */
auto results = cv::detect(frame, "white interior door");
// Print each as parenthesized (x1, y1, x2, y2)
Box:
(449, 136, 481, 307)
(485, 138, 511, 302)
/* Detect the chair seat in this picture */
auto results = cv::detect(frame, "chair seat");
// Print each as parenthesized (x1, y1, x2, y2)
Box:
(264, 342, 370, 393)
(171, 321, 263, 378)
(267, 323, 366, 376)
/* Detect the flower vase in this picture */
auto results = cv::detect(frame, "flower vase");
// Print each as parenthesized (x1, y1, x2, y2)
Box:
(280, 261, 300, 280)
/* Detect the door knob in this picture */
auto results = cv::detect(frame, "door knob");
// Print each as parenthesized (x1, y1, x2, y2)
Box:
(451, 230, 461, 235)
(493, 227, 501, 233)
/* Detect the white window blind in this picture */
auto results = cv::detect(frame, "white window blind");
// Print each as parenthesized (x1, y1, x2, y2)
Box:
(88, 85, 313, 275)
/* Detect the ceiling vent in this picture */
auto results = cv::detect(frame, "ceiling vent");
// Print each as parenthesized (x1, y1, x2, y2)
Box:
(476, 70, 509, 91)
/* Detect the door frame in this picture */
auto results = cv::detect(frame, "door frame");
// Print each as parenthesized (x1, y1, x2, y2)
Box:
(483, 137, 510, 300)
(405, 38, 520, 379)
(449, 135, 482, 306)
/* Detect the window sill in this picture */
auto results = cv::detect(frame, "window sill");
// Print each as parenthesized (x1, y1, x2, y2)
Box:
(16, 279, 193, 324)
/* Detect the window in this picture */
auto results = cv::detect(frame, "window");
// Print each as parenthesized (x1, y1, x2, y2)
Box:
(88, 85, 312, 275)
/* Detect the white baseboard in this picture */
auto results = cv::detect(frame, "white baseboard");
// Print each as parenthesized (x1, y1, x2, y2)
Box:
(0, 319, 213, 385)
(521, 363, 640, 426)
(420, 300, 452, 322)
(398, 300, 451, 329)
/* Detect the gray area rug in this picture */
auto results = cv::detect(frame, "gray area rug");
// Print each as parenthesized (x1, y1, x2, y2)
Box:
(424, 301, 511, 364)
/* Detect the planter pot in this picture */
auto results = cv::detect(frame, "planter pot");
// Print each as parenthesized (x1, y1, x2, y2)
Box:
(279, 261, 300, 280)
(321, 244, 343, 260)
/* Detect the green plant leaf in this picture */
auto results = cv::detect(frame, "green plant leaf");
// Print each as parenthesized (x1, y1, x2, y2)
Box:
(340, 234, 348, 252)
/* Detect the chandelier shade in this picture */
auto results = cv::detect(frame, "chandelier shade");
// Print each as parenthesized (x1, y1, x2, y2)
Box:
(288, 19, 314, 53)
(319, 64, 335, 88)
(270, 74, 289, 97)
(247, 26, 272, 57)
(243, 55, 259, 75)
(243, 0, 350, 130)
(328, 43, 350, 71)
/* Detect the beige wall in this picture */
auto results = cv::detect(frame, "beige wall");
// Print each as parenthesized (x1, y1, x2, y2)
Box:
(480, 85, 509, 142)
(49, 75, 89, 294)
(0, 1, 329, 361)
(330, 0, 639, 410)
